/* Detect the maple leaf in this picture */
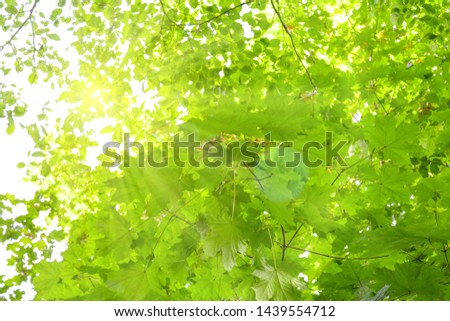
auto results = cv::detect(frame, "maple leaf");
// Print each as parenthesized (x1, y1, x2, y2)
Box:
(252, 264, 306, 300)
(33, 261, 83, 300)
(364, 116, 419, 164)
(95, 212, 137, 262)
(203, 217, 247, 271)
(106, 262, 166, 300)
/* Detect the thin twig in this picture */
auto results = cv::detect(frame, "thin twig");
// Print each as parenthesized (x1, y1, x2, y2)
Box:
(182, 1, 253, 26)
(339, 0, 357, 34)
(331, 157, 366, 186)
(159, 0, 194, 52)
(159, 0, 185, 31)
(143, 188, 205, 271)
(331, 148, 377, 186)
(31, 16, 36, 70)
(0, 0, 39, 51)
(269, 0, 316, 91)
(284, 243, 389, 261)
(158, 1, 252, 52)
(166, 210, 192, 225)
(144, 215, 175, 272)
(242, 162, 265, 190)
(232, 168, 236, 220)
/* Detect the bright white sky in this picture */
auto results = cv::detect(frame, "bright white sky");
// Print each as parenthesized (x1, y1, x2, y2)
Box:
(0, 81, 47, 298)
(0, 0, 273, 300)
(0, 1, 80, 300)
(0, 0, 150, 300)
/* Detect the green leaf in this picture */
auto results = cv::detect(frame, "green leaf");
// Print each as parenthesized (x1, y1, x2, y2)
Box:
(377, 263, 447, 299)
(6, 123, 15, 135)
(40, 160, 51, 176)
(28, 71, 38, 84)
(252, 264, 305, 300)
(33, 261, 83, 299)
(364, 116, 420, 164)
(48, 34, 61, 41)
(95, 212, 137, 262)
(106, 262, 165, 300)
(203, 217, 246, 271)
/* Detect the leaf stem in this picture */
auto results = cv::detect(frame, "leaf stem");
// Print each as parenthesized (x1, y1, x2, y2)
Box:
(31, 16, 36, 70)
(268, 229, 277, 268)
(286, 224, 303, 247)
(443, 245, 450, 271)
(145, 214, 175, 272)
(281, 225, 286, 261)
(143, 188, 205, 271)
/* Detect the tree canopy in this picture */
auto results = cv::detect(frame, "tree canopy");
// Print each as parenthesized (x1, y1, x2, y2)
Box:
(0, 0, 449, 300)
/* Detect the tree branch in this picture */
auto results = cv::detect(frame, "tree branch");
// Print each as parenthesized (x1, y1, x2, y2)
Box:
(276, 227, 388, 262)
(283, 243, 389, 261)
(0, 0, 39, 52)
(269, 0, 316, 91)
(185, 1, 253, 26)
(159, 0, 195, 52)
(160, 0, 253, 29)
(159, 0, 186, 32)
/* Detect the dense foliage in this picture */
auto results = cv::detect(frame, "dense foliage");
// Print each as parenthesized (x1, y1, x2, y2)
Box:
(1, 0, 449, 300)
